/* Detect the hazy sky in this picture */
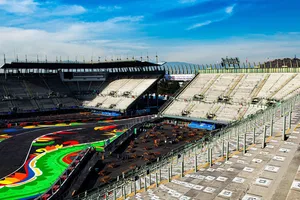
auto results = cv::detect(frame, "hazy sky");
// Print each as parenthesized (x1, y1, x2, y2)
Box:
(0, 0, 299, 65)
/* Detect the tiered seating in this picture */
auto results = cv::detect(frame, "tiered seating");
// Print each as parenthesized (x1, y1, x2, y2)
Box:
(272, 74, 300, 100)
(89, 81, 107, 92)
(179, 74, 216, 100)
(57, 97, 79, 107)
(231, 74, 264, 103)
(163, 72, 300, 123)
(164, 101, 188, 116)
(115, 98, 135, 110)
(42, 75, 70, 95)
(1, 78, 29, 98)
(214, 104, 242, 122)
(101, 97, 122, 109)
(100, 79, 130, 95)
(131, 79, 157, 96)
(0, 101, 12, 113)
(257, 73, 294, 99)
(85, 75, 159, 111)
(205, 74, 237, 102)
(189, 102, 214, 119)
(13, 100, 39, 111)
(65, 82, 79, 92)
(36, 99, 56, 109)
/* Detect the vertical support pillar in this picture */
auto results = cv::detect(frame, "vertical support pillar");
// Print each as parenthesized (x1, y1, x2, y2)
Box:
(270, 116, 273, 136)
(149, 173, 151, 186)
(155, 172, 158, 187)
(289, 111, 292, 129)
(251, 126, 255, 144)
(122, 186, 125, 199)
(209, 148, 212, 167)
(139, 177, 142, 190)
(236, 133, 239, 151)
(194, 151, 198, 172)
(124, 185, 127, 199)
(113, 188, 117, 200)
(243, 133, 247, 154)
(159, 168, 162, 182)
(168, 166, 171, 182)
(222, 139, 225, 157)
(226, 141, 229, 161)
(282, 115, 287, 141)
(262, 125, 266, 148)
(181, 158, 184, 177)
(134, 180, 137, 195)
(130, 182, 132, 194)
(170, 163, 173, 179)
(207, 147, 210, 162)
(144, 176, 147, 191)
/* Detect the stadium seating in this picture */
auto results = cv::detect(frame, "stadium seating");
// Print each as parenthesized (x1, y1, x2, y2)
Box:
(84, 75, 160, 111)
(163, 72, 300, 123)
(0, 72, 160, 114)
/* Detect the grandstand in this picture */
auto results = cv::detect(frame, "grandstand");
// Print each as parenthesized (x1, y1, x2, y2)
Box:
(162, 71, 300, 123)
(83, 74, 160, 112)
(0, 60, 164, 117)
(2, 58, 300, 200)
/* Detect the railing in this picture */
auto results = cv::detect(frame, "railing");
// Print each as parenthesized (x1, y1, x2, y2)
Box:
(199, 67, 300, 74)
(75, 92, 300, 200)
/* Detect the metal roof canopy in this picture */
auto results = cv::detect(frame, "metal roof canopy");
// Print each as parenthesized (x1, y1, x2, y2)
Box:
(1, 60, 160, 70)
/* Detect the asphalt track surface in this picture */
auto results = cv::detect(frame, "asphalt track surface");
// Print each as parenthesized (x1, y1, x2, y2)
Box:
(0, 118, 135, 179)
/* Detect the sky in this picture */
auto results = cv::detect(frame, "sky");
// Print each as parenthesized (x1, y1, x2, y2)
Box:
(0, 0, 300, 65)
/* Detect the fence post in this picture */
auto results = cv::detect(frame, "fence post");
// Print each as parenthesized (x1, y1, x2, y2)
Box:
(270, 115, 273, 136)
(282, 115, 287, 141)
(236, 133, 239, 151)
(209, 147, 212, 167)
(181, 154, 184, 177)
(207, 147, 210, 162)
(139, 177, 141, 190)
(262, 125, 266, 148)
(253, 127, 256, 144)
(194, 150, 198, 172)
(289, 111, 292, 129)
(222, 139, 225, 157)
(243, 133, 247, 154)
(155, 172, 158, 187)
(144, 176, 147, 191)
(226, 141, 229, 161)
(134, 180, 136, 195)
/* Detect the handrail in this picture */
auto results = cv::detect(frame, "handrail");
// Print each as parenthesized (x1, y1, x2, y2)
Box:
(76, 92, 300, 200)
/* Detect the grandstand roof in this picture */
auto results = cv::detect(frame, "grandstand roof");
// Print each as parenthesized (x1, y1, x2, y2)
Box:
(1, 60, 160, 70)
